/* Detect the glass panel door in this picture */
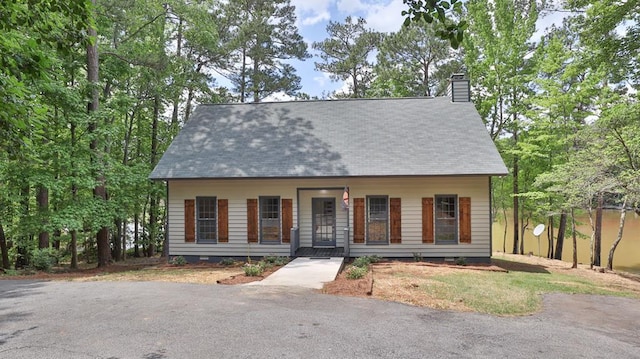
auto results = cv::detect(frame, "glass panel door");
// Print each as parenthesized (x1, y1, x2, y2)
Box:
(312, 198, 336, 247)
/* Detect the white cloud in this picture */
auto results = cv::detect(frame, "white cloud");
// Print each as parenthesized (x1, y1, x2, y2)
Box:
(363, 1, 405, 33)
(292, 0, 333, 27)
(336, 0, 368, 14)
(313, 72, 332, 87)
(263, 92, 297, 102)
(302, 11, 331, 26)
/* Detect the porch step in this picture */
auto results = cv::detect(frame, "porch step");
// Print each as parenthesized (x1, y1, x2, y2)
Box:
(295, 247, 345, 257)
(247, 257, 344, 289)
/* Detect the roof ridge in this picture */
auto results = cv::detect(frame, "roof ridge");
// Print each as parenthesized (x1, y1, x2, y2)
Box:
(196, 96, 448, 107)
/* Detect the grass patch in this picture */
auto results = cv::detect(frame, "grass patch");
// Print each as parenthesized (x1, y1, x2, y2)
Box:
(427, 271, 635, 315)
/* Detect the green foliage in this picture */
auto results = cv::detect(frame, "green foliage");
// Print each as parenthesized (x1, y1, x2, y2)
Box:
(345, 265, 368, 280)
(402, 0, 467, 48)
(221, 0, 309, 102)
(263, 256, 289, 266)
(455, 257, 467, 266)
(352, 255, 382, 268)
(170, 256, 187, 266)
(370, 21, 459, 98)
(312, 16, 382, 98)
(30, 248, 57, 272)
(413, 252, 423, 262)
(243, 263, 264, 277)
(220, 258, 236, 266)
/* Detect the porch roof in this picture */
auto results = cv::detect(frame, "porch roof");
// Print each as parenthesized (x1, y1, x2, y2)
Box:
(150, 97, 508, 179)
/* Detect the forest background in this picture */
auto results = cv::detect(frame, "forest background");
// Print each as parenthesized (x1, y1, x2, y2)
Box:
(0, 0, 638, 271)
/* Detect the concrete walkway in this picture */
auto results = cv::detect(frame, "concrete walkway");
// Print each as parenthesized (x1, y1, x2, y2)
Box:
(247, 257, 344, 289)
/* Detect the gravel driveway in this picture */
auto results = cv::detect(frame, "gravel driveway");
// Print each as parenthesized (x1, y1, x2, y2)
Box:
(1, 280, 638, 358)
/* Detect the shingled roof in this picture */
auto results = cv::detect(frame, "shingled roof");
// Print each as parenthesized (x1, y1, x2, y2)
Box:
(150, 97, 508, 179)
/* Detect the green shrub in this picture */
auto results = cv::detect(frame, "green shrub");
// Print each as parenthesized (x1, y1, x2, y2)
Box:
(30, 248, 55, 272)
(243, 263, 264, 276)
(352, 255, 383, 268)
(220, 258, 236, 266)
(263, 256, 290, 266)
(170, 256, 187, 266)
(345, 265, 368, 280)
(455, 257, 467, 266)
(413, 252, 423, 262)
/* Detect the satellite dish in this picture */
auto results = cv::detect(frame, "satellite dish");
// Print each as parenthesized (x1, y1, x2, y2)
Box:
(533, 224, 545, 237)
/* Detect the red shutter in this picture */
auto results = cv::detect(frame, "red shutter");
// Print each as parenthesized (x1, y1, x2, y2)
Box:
(390, 198, 401, 244)
(281, 199, 293, 243)
(184, 199, 195, 242)
(353, 198, 365, 244)
(422, 198, 434, 244)
(247, 199, 258, 243)
(218, 199, 228, 243)
(459, 197, 471, 243)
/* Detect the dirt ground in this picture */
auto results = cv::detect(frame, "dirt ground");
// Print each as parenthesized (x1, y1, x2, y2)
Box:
(3, 253, 640, 299)
(322, 253, 640, 301)
(0, 257, 284, 285)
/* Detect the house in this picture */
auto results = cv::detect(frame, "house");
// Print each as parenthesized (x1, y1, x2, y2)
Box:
(150, 76, 508, 262)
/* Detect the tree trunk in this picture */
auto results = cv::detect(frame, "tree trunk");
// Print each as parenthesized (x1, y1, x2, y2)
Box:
(571, 208, 577, 268)
(593, 194, 603, 267)
(37, 186, 49, 249)
(70, 122, 79, 270)
(587, 207, 595, 269)
(0, 223, 9, 270)
(122, 220, 127, 261)
(113, 220, 122, 261)
(253, 57, 260, 102)
(240, 47, 247, 103)
(501, 179, 507, 253)
(147, 95, 161, 257)
(70, 230, 78, 269)
(16, 186, 30, 269)
(512, 129, 519, 254)
(554, 211, 567, 260)
(607, 198, 627, 271)
(519, 214, 529, 255)
(53, 230, 61, 250)
(547, 215, 554, 259)
(352, 68, 359, 98)
(87, 2, 111, 267)
(134, 213, 140, 258)
(170, 16, 183, 132)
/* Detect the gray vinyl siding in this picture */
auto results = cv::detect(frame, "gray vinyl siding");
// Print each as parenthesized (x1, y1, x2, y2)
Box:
(167, 176, 491, 258)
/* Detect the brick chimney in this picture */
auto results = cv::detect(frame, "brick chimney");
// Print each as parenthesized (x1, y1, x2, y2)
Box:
(449, 74, 470, 102)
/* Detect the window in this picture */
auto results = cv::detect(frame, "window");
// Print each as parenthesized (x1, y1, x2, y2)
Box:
(367, 196, 388, 244)
(260, 196, 280, 243)
(435, 195, 457, 243)
(197, 197, 217, 242)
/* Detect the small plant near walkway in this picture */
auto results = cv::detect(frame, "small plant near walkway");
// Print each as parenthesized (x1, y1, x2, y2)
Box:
(345, 265, 368, 279)
(352, 255, 383, 268)
(243, 263, 264, 276)
(344, 255, 383, 280)
(263, 256, 290, 266)
(241, 256, 289, 277)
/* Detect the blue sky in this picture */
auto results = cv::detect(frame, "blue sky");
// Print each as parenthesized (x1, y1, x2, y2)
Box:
(237, 0, 567, 101)
(287, 0, 408, 99)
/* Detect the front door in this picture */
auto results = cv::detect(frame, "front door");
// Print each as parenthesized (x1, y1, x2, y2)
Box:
(312, 198, 336, 247)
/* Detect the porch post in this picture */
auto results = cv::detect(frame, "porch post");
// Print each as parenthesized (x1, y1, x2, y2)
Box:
(343, 227, 350, 258)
